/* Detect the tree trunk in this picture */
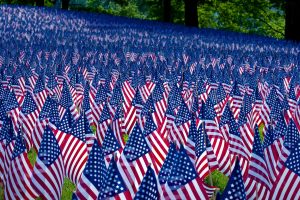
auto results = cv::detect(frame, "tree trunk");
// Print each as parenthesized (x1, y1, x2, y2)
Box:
(62, 0, 69, 10)
(285, 0, 300, 41)
(163, 0, 172, 22)
(184, 0, 198, 27)
(36, 0, 44, 6)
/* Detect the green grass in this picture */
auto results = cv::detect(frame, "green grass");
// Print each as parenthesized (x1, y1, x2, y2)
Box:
(61, 179, 76, 200)
(28, 148, 38, 166)
(123, 133, 129, 143)
(90, 125, 97, 134)
(205, 170, 229, 193)
(258, 122, 265, 142)
(0, 184, 3, 200)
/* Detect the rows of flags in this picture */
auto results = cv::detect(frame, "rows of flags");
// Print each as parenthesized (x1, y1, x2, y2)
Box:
(1, 5, 300, 200)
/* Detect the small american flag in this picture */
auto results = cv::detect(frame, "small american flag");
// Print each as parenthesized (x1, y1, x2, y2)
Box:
(73, 139, 106, 199)
(220, 159, 246, 200)
(32, 125, 65, 200)
(134, 166, 159, 199)
(4, 134, 38, 199)
(117, 124, 152, 197)
(270, 139, 300, 199)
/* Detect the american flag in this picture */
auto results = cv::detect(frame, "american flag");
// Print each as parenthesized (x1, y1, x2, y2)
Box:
(73, 139, 106, 199)
(99, 157, 131, 199)
(227, 109, 250, 160)
(101, 126, 122, 164)
(0, 117, 15, 185)
(83, 114, 95, 153)
(277, 120, 299, 174)
(134, 166, 159, 199)
(288, 83, 298, 115)
(33, 75, 48, 112)
(170, 97, 191, 146)
(246, 126, 271, 200)
(112, 105, 126, 148)
(263, 125, 283, 184)
(96, 102, 112, 145)
(270, 139, 300, 199)
(160, 145, 209, 199)
(229, 82, 243, 120)
(32, 125, 65, 200)
(124, 89, 144, 135)
(58, 81, 79, 120)
(31, 96, 55, 151)
(220, 159, 246, 200)
(117, 124, 152, 197)
(54, 110, 88, 184)
(4, 134, 38, 199)
(196, 122, 219, 179)
(5, 90, 21, 134)
(151, 81, 168, 126)
(19, 91, 39, 150)
(143, 112, 169, 174)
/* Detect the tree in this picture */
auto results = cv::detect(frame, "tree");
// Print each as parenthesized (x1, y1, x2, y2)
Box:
(285, 0, 300, 41)
(184, 0, 198, 27)
(62, 0, 69, 9)
(163, 0, 171, 22)
(36, 0, 44, 6)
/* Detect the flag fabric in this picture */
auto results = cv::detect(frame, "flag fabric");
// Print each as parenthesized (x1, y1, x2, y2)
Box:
(160, 145, 209, 199)
(73, 139, 106, 200)
(19, 91, 39, 150)
(117, 124, 152, 197)
(112, 105, 126, 148)
(195, 122, 219, 179)
(32, 125, 65, 200)
(263, 125, 283, 184)
(33, 75, 48, 112)
(98, 157, 131, 199)
(53, 111, 88, 184)
(0, 117, 15, 185)
(270, 139, 300, 200)
(245, 126, 271, 200)
(143, 111, 169, 174)
(134, 165, 159, 200)
(4, 134, 38, 199)
(220, 159, 246, 200)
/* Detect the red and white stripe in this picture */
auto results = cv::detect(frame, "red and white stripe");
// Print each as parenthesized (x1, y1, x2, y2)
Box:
(209, 136, 232, 176)
(160, 176, 208, 199)
(3, 141, 15, 186)
(122, 81, 135, 113)
(96, 119, 111, 146)
(229, 95, 243, 120)
(117, 153, 152, 197)
(146, 129, 169, 175)
(5, 153, 38, 199)
(74, 173, 99, 200)
(19, 110, 39, 150)
(244, 178, 270, 200)
(32, 155, 65, 200)
(270, 167, 300, 200)
(53, 128, 88, 184)
(34, 90, 48, 112)
(239, 122, 255, 160)
(264, 137, 283, 184)
(32, 118, 49, 152)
